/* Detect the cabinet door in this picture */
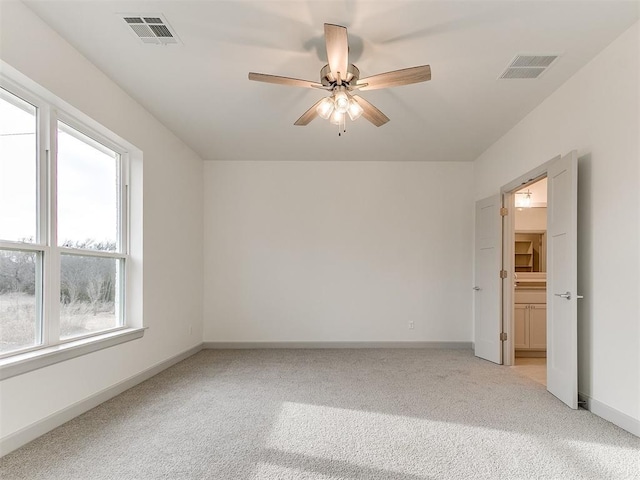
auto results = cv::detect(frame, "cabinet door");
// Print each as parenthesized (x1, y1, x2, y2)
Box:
(529, 304, 547, 350)
(514, 304, 529, 349)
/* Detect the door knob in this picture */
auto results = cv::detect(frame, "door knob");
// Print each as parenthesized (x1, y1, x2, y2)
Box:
(555, 291, 571, 300)
(473, 286, 481, 291)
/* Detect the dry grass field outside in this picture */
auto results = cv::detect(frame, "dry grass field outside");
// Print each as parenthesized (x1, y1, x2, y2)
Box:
(0, 292, 116, 354)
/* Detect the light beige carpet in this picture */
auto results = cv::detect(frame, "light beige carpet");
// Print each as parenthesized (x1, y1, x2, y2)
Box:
(1, 349, 638, 479)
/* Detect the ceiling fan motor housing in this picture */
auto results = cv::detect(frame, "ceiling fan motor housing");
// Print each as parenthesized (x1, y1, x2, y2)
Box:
(321, 63, 360, 87)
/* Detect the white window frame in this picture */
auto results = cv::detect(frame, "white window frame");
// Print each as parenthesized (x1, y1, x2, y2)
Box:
(0, 72, 144, 380)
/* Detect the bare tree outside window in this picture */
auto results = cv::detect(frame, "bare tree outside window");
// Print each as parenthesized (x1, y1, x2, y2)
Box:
(60, 248, 119, 339)
(0, 249, 40, 354)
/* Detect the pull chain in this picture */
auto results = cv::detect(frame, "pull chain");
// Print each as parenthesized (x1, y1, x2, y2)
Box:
(338, 116, 347, 136)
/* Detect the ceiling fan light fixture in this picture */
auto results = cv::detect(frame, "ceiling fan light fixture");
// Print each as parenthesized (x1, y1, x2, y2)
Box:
(347, 98, 364, 121)
(330, 110, 345, 125)
(334, 88, 350, 114)
(249, 23, 431, 133)
(316, 97, 335, 120)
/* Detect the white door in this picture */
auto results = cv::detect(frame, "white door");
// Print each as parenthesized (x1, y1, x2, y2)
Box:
(547, 151, 578, 409)
(474, 195, 502, 364)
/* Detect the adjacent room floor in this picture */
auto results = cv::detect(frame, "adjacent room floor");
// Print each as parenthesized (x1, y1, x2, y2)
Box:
(511, 357, 547, 386)
(1, 349, 638, 479)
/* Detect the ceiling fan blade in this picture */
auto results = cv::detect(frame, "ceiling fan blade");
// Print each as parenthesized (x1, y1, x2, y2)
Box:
(248, 72, 323, 89)
(294, 98, 324, 126)
(357, 65, 431, 91)
(352, 95, 390, 127)
(324, 24, 349, 82)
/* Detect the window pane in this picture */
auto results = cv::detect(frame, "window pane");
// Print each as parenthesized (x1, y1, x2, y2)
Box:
(0, 90, 37, 243)
(57, 123, 118, 251)
(0, 249, 42, 354)
(60, 254, 121, 339)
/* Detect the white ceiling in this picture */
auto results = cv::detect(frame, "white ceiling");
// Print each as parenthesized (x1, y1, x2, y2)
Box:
(23, 1, 639, 162)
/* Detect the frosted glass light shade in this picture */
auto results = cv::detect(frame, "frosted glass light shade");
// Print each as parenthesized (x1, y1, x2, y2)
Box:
(334, 91, 349, 113)
(347, 98, 364, 121)
(316, 97, 334, 120)
(330, 110, 344, 125)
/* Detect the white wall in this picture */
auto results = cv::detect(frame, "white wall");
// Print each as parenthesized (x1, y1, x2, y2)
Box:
(515, 208, 547, 231)
(0, 2, 203, 441)
(204, 161, 473, 343)
(474, 22, 639, 426)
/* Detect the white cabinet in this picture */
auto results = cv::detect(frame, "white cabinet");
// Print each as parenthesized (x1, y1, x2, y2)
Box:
(514, 303, 546, 351)
(514, 304, 529, 349)
(529, 305, 547, 349)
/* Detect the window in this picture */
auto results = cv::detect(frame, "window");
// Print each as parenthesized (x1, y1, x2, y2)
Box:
(0, 88, 41, 355)
(0, 80, 139, 371)
(57, 123, 124, 340)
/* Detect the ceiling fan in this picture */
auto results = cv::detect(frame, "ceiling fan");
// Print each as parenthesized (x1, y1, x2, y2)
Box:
(248, 23, 431, 135)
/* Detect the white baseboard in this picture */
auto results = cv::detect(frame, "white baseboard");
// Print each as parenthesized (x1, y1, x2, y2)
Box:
(0, 343, 203, 457)
(578, 392, 640, 437)
(203, 341, 472, 349)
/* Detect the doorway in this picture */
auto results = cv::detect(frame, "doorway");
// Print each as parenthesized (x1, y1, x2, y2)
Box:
(487, 150, 579, 409)
(511, 178, 548, 386)
(473, 151, 579, 407)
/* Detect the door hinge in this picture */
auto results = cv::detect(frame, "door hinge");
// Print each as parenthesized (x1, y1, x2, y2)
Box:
(500, 270, 508, 279)
(500, 207, 508, 216)
(500, 332, 507, 341)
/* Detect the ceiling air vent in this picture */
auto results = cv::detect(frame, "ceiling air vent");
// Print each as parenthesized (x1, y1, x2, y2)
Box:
(499, 55, 559, 79)
(120, 14, 180, 45)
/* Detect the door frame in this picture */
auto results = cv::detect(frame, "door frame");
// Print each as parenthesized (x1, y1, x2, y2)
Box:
(500, 155, 560, 366)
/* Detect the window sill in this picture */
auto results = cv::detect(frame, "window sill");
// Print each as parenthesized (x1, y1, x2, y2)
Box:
(0, 327, 145, 381)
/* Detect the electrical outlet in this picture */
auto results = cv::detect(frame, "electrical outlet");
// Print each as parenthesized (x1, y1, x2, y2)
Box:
(408, 321, 415, 330)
